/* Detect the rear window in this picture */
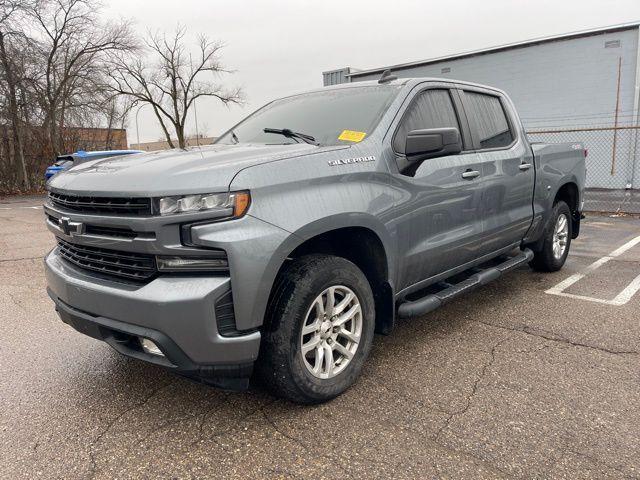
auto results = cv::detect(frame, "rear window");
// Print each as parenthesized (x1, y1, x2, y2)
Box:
(53, 157, 73, 167)
(463, 92, 514, 149)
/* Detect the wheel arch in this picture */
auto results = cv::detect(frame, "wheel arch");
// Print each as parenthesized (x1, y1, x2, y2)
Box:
(553, 181, 581, 238)
(265, 216, 396, 335)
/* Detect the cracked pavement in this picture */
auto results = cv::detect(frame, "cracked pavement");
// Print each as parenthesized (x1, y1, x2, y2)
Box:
(1, 196, 639, 479)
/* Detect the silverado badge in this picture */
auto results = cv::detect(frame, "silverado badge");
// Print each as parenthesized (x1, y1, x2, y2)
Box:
(328, 155, 376, 167)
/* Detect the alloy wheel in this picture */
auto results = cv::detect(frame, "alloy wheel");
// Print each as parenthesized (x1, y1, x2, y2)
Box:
(300, 285, 362, 379)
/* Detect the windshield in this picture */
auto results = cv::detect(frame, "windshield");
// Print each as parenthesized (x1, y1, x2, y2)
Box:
(216, 85, 400, 147)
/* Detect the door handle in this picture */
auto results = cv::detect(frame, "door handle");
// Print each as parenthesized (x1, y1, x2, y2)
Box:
(461, 170, 480, 179)
(519, 163, 532, 171)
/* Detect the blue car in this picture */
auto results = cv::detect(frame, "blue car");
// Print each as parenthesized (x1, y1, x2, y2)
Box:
(45, 150, 143, 182)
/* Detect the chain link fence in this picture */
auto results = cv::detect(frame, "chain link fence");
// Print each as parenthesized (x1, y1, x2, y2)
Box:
(527, 125, 640, 213)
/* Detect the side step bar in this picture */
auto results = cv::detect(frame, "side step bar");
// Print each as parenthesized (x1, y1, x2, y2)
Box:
(397, 248, 534, 319)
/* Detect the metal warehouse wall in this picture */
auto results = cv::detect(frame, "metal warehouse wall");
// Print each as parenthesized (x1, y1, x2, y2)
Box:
(323, 68, 352, 86)
(347, 28, 640, 189)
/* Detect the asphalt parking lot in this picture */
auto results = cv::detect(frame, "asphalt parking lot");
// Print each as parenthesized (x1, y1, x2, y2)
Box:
(1, 196, 639, 479)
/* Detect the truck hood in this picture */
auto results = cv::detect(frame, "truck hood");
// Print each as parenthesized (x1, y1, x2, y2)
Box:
(47, 143, 338, 197)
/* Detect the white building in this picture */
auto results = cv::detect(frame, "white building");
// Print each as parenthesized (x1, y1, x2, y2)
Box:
(323, 23, 640, 190)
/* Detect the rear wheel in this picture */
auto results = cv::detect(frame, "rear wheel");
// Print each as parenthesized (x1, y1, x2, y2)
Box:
(258, 254, 375, 404)
(529, 200, 572, 272)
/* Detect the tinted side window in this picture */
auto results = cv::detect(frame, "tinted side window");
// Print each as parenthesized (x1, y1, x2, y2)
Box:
(464, 92, 514, 149)
(394, 89, 460, 153)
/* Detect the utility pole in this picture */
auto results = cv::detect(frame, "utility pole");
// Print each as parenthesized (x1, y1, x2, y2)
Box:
(611, 57, 622, 176)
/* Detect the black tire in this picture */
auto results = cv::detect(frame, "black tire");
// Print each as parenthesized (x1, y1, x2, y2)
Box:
(257, 254, 375, 404)
(529, 200, 572, 272)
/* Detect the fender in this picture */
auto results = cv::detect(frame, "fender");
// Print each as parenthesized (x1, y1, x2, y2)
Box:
(248, 212, 397, 333)
(526, 175, 581, 250)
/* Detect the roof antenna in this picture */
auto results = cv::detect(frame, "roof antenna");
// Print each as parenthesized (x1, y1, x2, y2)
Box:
(378, 69, 397, 84)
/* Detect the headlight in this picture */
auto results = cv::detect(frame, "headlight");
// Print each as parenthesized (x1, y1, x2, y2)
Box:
(156, 191, 250, 218)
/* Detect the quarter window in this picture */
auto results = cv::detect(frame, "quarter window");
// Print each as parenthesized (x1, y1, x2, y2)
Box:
(393, 89, 460, 153)
(463, 92, 514, 149)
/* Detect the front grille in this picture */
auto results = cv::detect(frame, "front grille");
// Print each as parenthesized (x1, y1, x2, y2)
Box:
(47, 214, 137, 239)
(57, 239, 156, 282)
(49, 192, 152, 216)
(84, 225, 137, 239)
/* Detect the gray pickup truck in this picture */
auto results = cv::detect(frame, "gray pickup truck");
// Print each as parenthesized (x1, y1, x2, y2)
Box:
(44, 75, 585, 403)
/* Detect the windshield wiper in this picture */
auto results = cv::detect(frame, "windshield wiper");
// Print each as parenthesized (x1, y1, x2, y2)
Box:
(230, 130, 239, 144)
(263, 128, 319, 146)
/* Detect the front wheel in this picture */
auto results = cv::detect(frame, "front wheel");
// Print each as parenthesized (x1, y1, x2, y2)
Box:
(529, 200, 572, 272)
(257, 254, 375, 404)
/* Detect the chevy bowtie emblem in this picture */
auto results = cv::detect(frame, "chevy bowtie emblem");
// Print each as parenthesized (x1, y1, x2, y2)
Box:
(60, 217, 85, 236)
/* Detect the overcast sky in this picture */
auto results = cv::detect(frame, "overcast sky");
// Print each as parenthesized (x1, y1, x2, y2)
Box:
(103, 0, 640, 145)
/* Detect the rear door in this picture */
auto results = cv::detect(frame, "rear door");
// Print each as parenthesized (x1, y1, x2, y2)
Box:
(389, 86, 485, 292)
(459, 88, 534, 254)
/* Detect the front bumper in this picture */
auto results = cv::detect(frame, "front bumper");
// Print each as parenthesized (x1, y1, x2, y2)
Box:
(45, 248, 261, 388)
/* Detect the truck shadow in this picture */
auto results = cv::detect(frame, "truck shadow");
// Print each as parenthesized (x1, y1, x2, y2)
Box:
(57, 267, 548, 469)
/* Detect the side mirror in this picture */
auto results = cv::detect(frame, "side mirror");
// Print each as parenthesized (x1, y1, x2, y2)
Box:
(405, 127, 462, 161)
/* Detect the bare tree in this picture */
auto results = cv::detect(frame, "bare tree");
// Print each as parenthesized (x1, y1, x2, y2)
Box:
(102, 94, 133, 149)
(111, 26, 243, 149)
(28, 0, 136, 155)
(0, 0, 31, 189)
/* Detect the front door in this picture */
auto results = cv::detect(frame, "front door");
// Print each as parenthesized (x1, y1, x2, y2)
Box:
(390, 87, 486, 293)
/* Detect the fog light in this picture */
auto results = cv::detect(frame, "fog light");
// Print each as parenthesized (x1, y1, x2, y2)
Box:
(140, 337, 164, 356)
(156, 256, 228, 272)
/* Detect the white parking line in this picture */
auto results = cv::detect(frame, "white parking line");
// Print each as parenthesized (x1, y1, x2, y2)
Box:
(546, 235, 640, 305)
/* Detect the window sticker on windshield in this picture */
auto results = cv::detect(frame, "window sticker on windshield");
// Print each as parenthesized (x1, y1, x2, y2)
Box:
(338, 130, 367, 142)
